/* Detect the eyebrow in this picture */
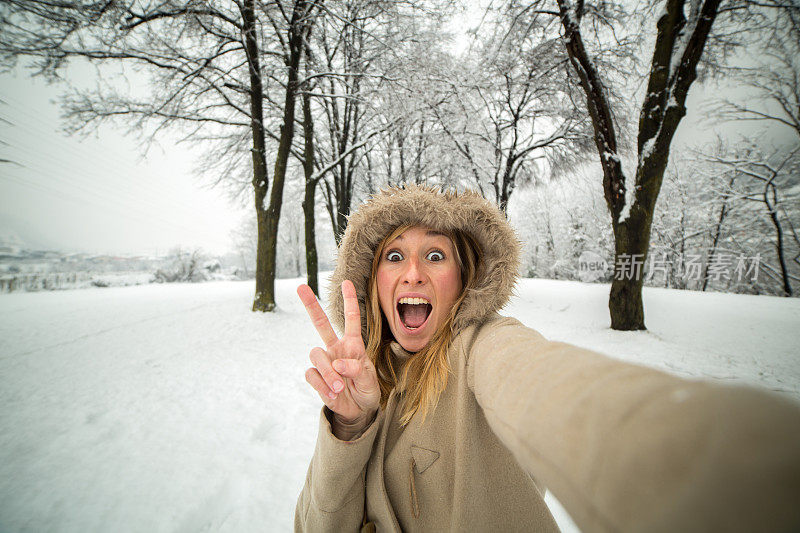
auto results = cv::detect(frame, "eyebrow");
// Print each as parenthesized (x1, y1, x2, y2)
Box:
(395, 230, 447, 241)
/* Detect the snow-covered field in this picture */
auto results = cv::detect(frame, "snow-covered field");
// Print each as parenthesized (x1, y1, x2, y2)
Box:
(1, 277, 798, 532)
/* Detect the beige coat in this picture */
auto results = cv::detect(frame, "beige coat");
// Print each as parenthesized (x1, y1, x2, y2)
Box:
(295, 186, 800, 532)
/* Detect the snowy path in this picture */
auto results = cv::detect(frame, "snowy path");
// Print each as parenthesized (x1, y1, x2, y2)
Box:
(1, 279, 798, 532)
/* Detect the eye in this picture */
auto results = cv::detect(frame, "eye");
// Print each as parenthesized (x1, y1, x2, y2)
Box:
(426, 250, 445, 262)
(386, 250, 404, 262)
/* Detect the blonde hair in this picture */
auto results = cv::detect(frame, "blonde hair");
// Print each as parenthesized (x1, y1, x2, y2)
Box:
(365, 224, 481, 426)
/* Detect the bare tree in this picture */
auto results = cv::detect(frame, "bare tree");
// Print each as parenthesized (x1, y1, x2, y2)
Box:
(277, 187, 306, 278)
(292, 0, 445, 292)
(305, 0, 440, 243)
(700, 171, 737, 291)
(300, 50, 321, 295)
(254, 0, 317, 310)
(538, 0, 800, 327)
(0, 0, 319, 312)
(708, 7, 800, 139)
(364, 42, 464, 192)
(648, 152, 738, 291)
(700, 2, 800, 295)
(428, 12, 592, 213)
(230, 213, 257, 279)
(313, 0, 372, 243)
(705, 145, 799, 296)
(516, 0, 725, 329)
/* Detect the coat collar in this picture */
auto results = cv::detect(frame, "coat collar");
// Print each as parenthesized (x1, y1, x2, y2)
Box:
(390, 341, 412, 361)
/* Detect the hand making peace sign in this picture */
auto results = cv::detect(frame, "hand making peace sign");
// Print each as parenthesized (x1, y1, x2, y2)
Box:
(297, 280, 380, 425)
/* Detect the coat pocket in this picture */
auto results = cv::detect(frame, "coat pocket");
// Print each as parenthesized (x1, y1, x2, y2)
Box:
(410, 444, 440, 474)
(408, 444, 440, 519)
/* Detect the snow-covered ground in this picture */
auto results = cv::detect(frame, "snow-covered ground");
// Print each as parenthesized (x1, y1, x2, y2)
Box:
(1, 278, 798, 532)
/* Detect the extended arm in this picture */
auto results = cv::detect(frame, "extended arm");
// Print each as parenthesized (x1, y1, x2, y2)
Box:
(467, 316, 800, 532)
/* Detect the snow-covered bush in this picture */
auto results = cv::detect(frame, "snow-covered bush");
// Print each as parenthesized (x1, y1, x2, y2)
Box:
(154, 249, 209, 283)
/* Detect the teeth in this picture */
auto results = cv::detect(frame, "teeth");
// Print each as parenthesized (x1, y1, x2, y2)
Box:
(398, 297, 430, 305)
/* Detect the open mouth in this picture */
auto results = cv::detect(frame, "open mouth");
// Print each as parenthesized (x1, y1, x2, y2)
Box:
(397, 297, 432, 330)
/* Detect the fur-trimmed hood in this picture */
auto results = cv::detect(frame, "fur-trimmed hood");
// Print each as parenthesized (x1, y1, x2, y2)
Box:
(328, 185, 521, 341)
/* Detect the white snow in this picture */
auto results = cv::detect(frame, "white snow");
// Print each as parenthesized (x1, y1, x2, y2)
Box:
(641, 136, 656, 161)
(601, 151, 620, 163)
(618, 193, 634, 224)
(1, 277, 798, 532)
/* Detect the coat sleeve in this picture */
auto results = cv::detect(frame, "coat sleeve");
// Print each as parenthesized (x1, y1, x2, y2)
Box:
(294, 406, 382, 533)
(465, 315, 800, 533)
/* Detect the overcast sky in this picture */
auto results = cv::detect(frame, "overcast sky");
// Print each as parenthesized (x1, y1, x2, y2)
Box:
(0, 67, 245, 256)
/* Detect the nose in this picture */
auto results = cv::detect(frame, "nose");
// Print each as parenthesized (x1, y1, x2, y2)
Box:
(401, 256, 426, 285)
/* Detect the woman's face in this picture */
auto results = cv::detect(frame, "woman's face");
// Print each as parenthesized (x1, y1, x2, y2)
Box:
(376, 226, 462, 352)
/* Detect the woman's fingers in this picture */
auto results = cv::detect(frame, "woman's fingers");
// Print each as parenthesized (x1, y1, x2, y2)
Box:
(309, 347, 344, 396)
(305, 367, 336, 402)
(342, 280, 362, 340)
(332, 358, 363, 379)
(300, 282, 373, 415)
(297, 284, 338, 348)
(333, 358, 379, 402)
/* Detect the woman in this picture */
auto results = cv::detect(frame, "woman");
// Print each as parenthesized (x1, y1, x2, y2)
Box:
(295, 185, 800, 532)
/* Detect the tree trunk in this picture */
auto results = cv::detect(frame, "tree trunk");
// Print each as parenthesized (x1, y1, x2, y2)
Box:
(702, 174, 734, 291)
(325, 172, 351, 246)
(609, 212, 651, 330)
(765, 184, 792, 296)
(336, 165, 355, 246)
(303, 180, 319, 295)
(302, 84, 319, 296)
(498, 154, 518, 215)
(774, 218, 792, 296)
(252, 0, 309, 311)
(242, 0, 272, 311)
(334, 181, 351, 245)
(608, 137, 674, 329)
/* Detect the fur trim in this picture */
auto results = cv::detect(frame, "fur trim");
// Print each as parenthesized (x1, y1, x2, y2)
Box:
(328, 185, 522, 341)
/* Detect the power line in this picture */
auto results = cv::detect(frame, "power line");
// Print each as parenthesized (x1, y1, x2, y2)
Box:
(1, 168, 205, 237)
(1, 144, 210, 234)
(0, 106, 207, 217)
(0, 173, 205, 237)
(0, 90, 225, 215)
(0, 92, 237, 248)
